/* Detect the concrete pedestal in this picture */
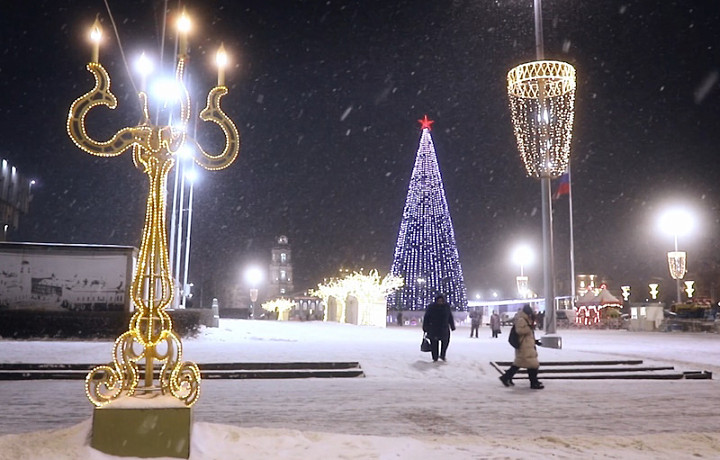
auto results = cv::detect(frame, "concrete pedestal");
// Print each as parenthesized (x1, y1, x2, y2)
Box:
(540, 334, 563, 349)
(91, 405, 192, 458)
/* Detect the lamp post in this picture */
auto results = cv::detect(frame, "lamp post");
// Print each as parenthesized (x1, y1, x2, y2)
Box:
(512, 244, 534, 299)
(506, 0, 576, 349)
(658, 207, 694, 304)
(67, 13, 240, 408)
(245, 267, 263, 319)
(180, 167, 197, 308)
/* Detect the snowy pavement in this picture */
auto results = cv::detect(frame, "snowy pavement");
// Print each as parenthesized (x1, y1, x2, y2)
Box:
(1, 319, 719, 458)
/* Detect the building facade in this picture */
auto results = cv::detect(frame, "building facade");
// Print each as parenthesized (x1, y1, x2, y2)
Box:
(267, 235, 294, 298)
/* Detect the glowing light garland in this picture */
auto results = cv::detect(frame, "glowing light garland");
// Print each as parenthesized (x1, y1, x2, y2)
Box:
(387, 117, 468, 311)
(667, 251, 687, 280)
(313, 269, 403, 327)
(507, 60, 576, 178)
(67, 19, 240, 407)
(261, 298, 296, 321)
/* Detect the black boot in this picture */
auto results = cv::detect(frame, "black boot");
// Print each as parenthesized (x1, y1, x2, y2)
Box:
(528, 368, 544, 389)
(500, 365, 518, 387)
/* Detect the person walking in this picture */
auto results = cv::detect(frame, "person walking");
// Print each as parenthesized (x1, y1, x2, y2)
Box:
(490, 310, 501, 338)
(499, 304, 544, 389)
(422, 294, 456, 362)
(469, 310, 480, 338)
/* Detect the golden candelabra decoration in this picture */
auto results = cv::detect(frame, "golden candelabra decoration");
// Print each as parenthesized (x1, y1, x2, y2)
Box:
(504, 0, 576, 347)
(667, 251, 687, 280)
(507, 60, 576, 179)
(67, 13, 240, 407)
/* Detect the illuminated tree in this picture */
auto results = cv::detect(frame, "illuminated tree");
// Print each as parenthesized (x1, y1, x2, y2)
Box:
(388, 116, 468, 311)
(261, 298, 296, 321)
(312, 269, 402, 326)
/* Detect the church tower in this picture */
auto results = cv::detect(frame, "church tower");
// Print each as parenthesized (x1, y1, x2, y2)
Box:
(268, 235, 294, 298)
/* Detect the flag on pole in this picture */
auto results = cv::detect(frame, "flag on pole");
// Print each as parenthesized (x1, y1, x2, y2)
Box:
(553, 172, 570, 200)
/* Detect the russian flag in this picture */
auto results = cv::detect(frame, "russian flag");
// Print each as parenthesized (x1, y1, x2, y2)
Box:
(553, 173, 570, 200)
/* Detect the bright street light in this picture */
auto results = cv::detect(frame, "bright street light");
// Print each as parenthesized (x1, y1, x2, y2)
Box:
(658, 207, 695, 244)
(657, 206, 696, 303)
(245, 266, 264, 318)
(512, 244, 534, 276)
(512, 244, 534, 298)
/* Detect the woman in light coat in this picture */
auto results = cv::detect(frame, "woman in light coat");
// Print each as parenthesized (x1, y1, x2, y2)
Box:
(499, 304, 544, 389)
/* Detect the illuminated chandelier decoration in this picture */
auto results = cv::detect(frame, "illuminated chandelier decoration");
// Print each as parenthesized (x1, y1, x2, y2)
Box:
(67, 14, 240, 407)
(667, 251, 687, 280)
(684, 281, 695, 298)
(387, 116, 468, 311)
(507, 60, 576, 178)
(621, 285, 631, 302)
(649, 283, 659, 300)
(516, 275, 529, 298)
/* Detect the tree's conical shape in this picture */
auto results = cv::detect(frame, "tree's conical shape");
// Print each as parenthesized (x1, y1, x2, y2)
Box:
(388, 122, 468, 311)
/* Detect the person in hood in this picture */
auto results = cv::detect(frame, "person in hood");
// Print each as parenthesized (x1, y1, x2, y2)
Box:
(499, 304, 544, 389)
(422, 294, 456, 362)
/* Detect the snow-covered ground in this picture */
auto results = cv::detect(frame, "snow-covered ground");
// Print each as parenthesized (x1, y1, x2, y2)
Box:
(1, 319, 719, 459)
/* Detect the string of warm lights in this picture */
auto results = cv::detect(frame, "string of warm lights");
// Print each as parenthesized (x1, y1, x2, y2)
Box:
(261, 298, 297, 320)
(312, 269, 403, 327)
(388, 117, 468, 311)
(69, 11, 239, 407)
(507, 60, 576, 179)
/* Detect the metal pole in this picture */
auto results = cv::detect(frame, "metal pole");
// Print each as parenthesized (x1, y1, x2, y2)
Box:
(568, 165, 576, 303)
(534, 0, 559, 341)
(181, 170, 195, 308)
(674, 234, 681, 304)
(169, 161, 180, 280)
(174, 165, 186, 289)
(534, 0, 544, 60)
(541, 177, 556, 334)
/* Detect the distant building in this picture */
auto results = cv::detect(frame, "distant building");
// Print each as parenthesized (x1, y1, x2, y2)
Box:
(0, 159, 35, 241)
(267, 235, 294, 298)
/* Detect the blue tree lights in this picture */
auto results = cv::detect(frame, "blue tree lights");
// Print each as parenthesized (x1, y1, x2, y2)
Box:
(388, 116, 468, 311)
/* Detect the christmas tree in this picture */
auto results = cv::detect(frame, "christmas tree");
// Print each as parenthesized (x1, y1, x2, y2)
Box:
(388, 116, 468, 311)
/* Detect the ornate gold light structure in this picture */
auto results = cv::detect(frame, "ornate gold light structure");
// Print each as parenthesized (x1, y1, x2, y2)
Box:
(667, 251, 687, 280)
(67, 14, 240, 407)
(684, 280, 695, 298)
(516, 275, 529, 298)
(621, 285, 631, 302)
(649, 283, 659, 300)
(507, 60, 576, 178)
(505, 0, 576, 346)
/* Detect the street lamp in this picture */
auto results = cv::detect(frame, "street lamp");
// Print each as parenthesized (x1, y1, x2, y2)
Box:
(512, 244, 534, 298)
(506, 0, 575, 350)
(658, 207, 694, 304)
(245, 267, 264, 318)
(180, 167, 198, 308)
(68, 11, 240, 408)
(417, 277, 426, 309)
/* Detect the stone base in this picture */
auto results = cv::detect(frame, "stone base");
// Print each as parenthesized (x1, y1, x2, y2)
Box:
(540, 334, 563, 349)
(91, 405, 192, 458)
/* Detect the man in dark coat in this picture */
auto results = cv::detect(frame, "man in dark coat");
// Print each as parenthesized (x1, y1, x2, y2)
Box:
(422, 294, 456, 362)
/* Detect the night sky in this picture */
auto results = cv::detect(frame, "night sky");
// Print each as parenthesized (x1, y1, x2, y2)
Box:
(2, 1, 720, 306)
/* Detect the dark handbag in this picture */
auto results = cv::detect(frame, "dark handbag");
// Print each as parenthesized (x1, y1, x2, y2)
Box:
(420, 333, 432, 352)
(508, 325, 520, 349)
